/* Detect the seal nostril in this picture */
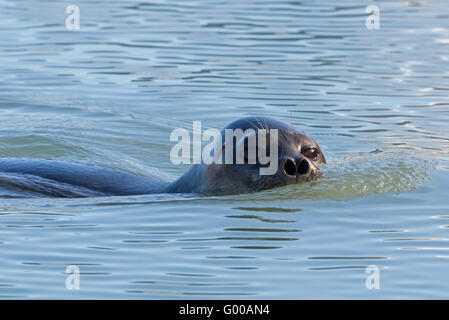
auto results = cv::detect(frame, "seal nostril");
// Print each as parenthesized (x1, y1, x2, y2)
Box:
(297, 159, 310, 175)
(283, 158, 296, 176)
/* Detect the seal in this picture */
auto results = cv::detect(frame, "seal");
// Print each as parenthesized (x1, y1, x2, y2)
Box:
(0, 116, 325, 198)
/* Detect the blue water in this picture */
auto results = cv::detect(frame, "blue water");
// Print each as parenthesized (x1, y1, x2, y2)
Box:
(0, 0, 449, 298)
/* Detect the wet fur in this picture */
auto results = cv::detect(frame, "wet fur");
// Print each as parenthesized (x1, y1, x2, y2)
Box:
(0, 116, 325, 198)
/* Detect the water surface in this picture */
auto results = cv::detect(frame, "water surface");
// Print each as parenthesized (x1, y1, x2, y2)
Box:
(0, 0, 449, 298)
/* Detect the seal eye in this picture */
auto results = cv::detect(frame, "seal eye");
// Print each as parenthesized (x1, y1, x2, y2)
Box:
(303, 148, 318, 161)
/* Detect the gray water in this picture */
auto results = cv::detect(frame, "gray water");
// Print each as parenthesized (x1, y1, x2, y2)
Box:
(0, 0, 449, 299)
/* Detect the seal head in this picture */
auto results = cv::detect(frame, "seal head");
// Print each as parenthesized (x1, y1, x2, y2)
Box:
(168, 116, 326, 194)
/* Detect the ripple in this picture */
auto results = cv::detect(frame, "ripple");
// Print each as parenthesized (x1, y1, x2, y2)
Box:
(231, 150, 437, 201)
